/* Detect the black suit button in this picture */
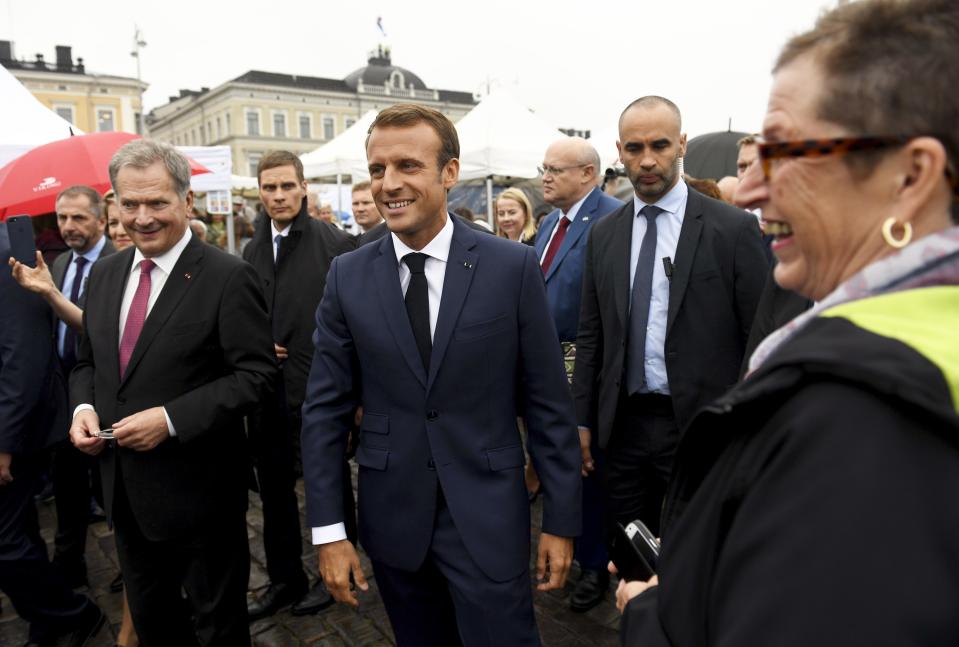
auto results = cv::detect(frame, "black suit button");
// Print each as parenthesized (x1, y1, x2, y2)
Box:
(426, 409, 438, 421)
(427, 459, 436, 469)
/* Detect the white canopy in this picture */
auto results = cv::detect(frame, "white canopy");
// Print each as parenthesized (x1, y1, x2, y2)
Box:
(0, 63, 81, 168)
(300, 110, 377, 180)
(177, 145, 233, 192)
(457, 91, 567, 181)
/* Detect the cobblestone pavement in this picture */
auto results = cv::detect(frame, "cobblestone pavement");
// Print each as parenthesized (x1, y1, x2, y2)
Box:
(1, 477, 621, 646)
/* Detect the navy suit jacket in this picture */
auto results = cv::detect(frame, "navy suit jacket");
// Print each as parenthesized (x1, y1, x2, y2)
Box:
(534, 187, 623, 342)
(0, 224, 68, 456)
(301, 216, 582, 582)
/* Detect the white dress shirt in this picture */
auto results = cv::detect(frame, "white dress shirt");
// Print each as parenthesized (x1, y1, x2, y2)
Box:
(271, 218, 291, 262)
(538, 191, 591, 264)
(628, 180, 687, 394)
(311, 215, 455, 546)
(73, 227, 193, 437)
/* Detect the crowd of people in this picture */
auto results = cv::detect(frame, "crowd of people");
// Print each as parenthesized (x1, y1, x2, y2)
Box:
(1, 0, 957, 645)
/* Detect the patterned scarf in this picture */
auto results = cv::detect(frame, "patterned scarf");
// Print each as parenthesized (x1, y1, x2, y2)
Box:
(747, 225, 959, 375)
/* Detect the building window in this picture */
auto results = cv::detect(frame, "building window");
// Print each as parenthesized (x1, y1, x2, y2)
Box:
(345, 117, 356, 129)
(54, 104, 75, 125)
(247, 153, 262, 178)
(207, 121, 213, 141)
(390, 71, 405, 88)
(96, 107, 116, 132)
(273, 111, 287, 138)
(298, 114, 312, 139)
(246, 110, 260, 136)
(199, 125, 206, 143)
(216, 117, 221, 139)
(225, 113, 231, 135)
(322, 116, 335, 140)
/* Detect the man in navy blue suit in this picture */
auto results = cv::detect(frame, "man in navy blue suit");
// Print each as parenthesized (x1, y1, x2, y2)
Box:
(1, 223, 105, 646)
(301, 104, 582, 646)
(535, 137, 623, 612)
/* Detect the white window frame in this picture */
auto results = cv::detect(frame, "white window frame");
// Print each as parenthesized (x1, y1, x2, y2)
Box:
(322, 114, 335, 140)
(344, 116, 356, 129)
(95, 105, 117, 132)
(247, 152, 263, 178)
(53, 102, 75, 125)
(245, 108, 262, 136)
(272, 110, 287, 138)
(297, 112, 312, 139)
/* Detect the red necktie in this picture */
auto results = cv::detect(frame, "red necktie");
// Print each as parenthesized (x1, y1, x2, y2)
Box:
(119, 259, 156, 377)
(541, 217, 571, 274)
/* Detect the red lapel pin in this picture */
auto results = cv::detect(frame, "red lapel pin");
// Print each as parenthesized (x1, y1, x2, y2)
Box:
(184, 272, 192, 280)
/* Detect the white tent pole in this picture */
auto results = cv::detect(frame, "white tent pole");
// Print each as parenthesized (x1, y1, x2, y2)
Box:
(226, 210, 236, 255)
(486, 176, 494, 226)
(336, 173, 343, 212)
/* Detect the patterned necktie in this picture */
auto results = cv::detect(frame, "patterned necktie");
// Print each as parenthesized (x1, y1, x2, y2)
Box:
(541, 217, 571, 274)
(626, 205, 663, 395)
(119, 259, 156, 377)
(403, 253, 431, 372)
(61, 255, 89, 369)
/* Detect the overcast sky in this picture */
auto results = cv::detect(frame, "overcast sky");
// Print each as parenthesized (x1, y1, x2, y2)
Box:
(2, 0, 832, 154)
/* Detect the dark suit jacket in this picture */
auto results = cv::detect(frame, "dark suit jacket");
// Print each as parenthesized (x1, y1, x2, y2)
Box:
(534, 187, 623, 342)
(243, 204, 354, 410)
(0, 224, 68, 455)
(70, 234, 276, 541)
(572, 186, 767, 443)
(301, 217, 582, 582)
(356, 214, 491, 247)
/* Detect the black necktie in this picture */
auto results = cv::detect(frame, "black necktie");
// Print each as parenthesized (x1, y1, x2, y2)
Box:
(61, 255, 88, 370)
(626, 205, 663, 395)
(403, 253, 431, 372)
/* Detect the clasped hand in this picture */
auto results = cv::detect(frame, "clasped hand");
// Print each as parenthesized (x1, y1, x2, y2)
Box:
(70, 407, 170, 454)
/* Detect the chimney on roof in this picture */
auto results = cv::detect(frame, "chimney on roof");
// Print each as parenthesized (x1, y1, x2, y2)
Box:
(76, 57, 85, 73)
(55, 45, 73, 71)
(35, 53, 46, 69)
(0, 40, 13, 62)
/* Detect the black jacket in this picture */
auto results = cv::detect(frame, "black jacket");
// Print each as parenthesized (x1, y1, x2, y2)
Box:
(622, 290, 959, 646)
(243, 204, 354, 411)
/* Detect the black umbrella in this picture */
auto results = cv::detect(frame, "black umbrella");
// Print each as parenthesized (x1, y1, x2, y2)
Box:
(683, 130, 750, 180)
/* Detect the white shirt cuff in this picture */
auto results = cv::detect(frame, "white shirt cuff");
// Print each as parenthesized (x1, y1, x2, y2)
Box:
(312, 523, 347, 545)
(163, 407, 176, 437)
(73, 404, 95, 419)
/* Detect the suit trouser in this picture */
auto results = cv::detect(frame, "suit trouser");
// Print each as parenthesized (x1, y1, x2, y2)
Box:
(112, 473, 251, 647)
(0, 452, 92, 643)
(371, 488, 539, 647)
(575, 438, 609, 571)
(51, 439, 101, 574)
(605, 393, 679, 538)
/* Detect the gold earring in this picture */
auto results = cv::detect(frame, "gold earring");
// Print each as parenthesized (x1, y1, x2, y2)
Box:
(881, 217, 912, 249)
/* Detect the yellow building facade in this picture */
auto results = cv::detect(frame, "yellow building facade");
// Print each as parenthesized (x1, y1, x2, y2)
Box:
(2, 42, 146, 134)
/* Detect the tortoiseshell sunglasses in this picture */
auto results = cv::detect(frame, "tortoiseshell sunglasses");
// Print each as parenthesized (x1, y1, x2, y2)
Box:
(757, 135, 959, 200)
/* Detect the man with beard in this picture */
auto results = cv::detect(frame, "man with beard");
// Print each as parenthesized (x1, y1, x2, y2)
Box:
(48, 186, 115, 588)
(571, 96, 766, 538)
(243, 151, 355, 620)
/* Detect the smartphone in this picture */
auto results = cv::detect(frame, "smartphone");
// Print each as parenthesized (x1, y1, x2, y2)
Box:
(94, 428, 115, 440)
(7, 215, 37, 267)
(610, 520, 660, 582)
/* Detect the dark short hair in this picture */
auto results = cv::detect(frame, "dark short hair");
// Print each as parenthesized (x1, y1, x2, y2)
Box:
(367, 104, 459, 169)
(351, 180, 371, 193)
(775, 0, 958, 208)
(56, 185, 103, 219)
(619, 96, 682, 131)
(258, 150, 305, 184)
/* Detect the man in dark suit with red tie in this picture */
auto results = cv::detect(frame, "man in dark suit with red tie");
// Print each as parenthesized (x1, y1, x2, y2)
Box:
(69, 140, 276, 647)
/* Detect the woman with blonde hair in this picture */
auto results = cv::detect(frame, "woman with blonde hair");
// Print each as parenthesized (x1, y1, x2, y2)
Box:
(495, 187, 537, 245)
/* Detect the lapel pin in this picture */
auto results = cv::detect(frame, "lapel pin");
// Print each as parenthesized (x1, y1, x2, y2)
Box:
(582, 216, 589, 222)
(463, 261, 472, 269)
(184, 272, 192, 280)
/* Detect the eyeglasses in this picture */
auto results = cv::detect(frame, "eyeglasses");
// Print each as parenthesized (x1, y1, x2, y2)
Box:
(757, 135, 959, 199)
(538, 163, 590, 177)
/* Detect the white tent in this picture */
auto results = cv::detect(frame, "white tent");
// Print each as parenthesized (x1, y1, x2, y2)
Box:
(455, 91, 567, 220)
(177, 145, 232, 192)
(300, 110, 376, 181)
(457, 91, 567, 182)
(0, 63, 81, 168)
